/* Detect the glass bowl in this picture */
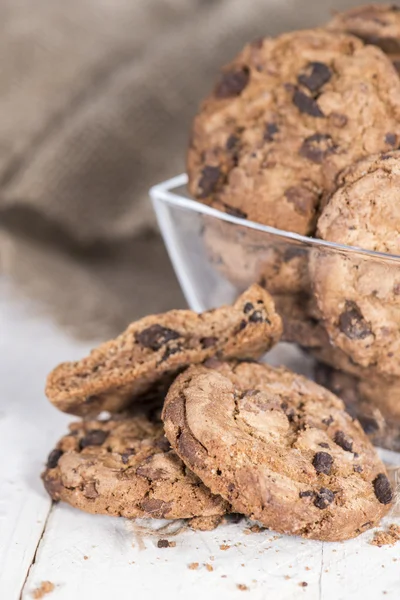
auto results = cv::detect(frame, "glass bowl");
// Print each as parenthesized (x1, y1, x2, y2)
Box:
(150, 174, 400, 455)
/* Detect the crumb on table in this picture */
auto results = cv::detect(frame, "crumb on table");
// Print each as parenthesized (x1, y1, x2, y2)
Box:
(237, 584, 249, 591)
(205, 563, 214, 572)
(370, 524, 400, 547)
(299, 582, 308, 587)
(31, 581, 55, 599)
(220, 544, 230, 551)
(188, 562, 199, 570)
(157, 539, 176, 549)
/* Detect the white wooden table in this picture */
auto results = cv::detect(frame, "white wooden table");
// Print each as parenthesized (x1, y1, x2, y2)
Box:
(1, 276, 400, 600)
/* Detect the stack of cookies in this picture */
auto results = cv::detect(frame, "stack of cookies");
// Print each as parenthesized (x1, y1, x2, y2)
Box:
(43, 285, 393, 542)
(187, 4, 400, 452)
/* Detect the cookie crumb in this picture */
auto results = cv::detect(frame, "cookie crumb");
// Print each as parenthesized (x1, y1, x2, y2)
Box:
(31, 581, 55, 599)
(284, 575, 291, 580)
(205, 563, 214, 572)
(237, 584, 249, 591)
(220, 544, 230, 551)
(157, 539, 176, 549)
(305, 566, 310, 571)
(299, 581, 308, 587)
(83, 556, 89, 560)
(188, 562, 199, 570)
(370, 524, 400, 547)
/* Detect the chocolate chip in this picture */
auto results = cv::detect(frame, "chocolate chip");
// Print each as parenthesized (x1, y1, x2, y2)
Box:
(136, 324, 181, 351)
(319, 442, 330, 449)
(299, 490, 314, 498)
(215, 67, 250, 98)
(200, 336, 218, 349)
(79, 429, 109, 449)
(159, 344, 183, 362)
(46, 449, 63, 469)
(222, 203, 247, 219)
(283, 246, 307, 261)
(373, 473, 393, 505)
(313, 452, 333, 475)
(338, 301, 372, 340)
(334, 430, 353, 453)
(198, 166, 221, 198)
(141, 498, 173, 517)
(226, 134, 239, 150)
(157, 539, 171, 548)
(264, 122, 279, 141)
(322, 415, 334, 427)
(121, 449, 136, 464)
(293, 88, 324, 118)
(298, 62, 332, 92)
(249, 310, 264, 323)
(155, 436, 171, 452)
(243, 302, 254, 314)
(385, 133, 397, 146)
(353, 465, 363, 473)
(284, 185, 317, 216)
(314, 487, 335, 509)
(237, 319, 247, 332)
(299, 133, 336, 163)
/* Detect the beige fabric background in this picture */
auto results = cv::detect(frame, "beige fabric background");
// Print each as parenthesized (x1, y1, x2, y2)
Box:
(0, 0, 373, 339)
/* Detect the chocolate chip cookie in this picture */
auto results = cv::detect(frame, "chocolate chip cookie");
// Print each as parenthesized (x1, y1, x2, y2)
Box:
(163, 361, 392, 541)
(311, 151, 400, 376)
(43, 410, 228, 520)
(46, 284, 282, 416)
(203, 218, 310, 294)
(327, 4, 400, 71)
(315, 363, 400, 452)
(188, 29, 400, 234)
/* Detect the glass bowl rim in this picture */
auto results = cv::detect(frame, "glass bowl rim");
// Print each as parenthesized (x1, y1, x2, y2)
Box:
(150, 173, 400, 263)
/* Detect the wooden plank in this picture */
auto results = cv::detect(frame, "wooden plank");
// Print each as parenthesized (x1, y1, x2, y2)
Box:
(0, 283, 94, 599)
(22, 506, 323, 600)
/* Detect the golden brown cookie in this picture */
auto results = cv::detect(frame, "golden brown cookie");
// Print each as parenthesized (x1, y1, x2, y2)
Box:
(315, 363, 400, 452)
(43, 410, 228, 520)
(163, 361, 392, 541)
(311, 151, 400, 377)
(327, 4, 400, 71)
(46, 284, 282, 416)
(188, 29, 400, 234)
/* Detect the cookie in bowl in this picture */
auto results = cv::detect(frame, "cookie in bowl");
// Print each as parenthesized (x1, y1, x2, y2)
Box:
(327, 3, 400, 72)
(310, 150, 400, 377)
(188, 28, 400, 234)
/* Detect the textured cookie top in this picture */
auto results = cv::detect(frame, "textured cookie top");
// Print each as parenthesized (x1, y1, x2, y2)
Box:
(188, 29, 400, 235)
(42, 411, 228, 520)
(46, 284, 282, 416)
(327, 4, 400, 65)
(163, 362, 392, 541)
(318, 150, 400, 254)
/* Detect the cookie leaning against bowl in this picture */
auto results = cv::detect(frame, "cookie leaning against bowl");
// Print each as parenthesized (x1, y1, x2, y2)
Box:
(43, 409, 228, 521)
(46, 284, 282, 416)
(188, 28, 400, 235)
(163, 361, 392, 541)
(326, 3, 400, 72)
(310, 150, 400, 377)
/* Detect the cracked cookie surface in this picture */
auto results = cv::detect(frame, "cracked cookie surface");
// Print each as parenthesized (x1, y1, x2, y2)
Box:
(188, 29, 400, 234)
(163, 361, 392, 541)
(42, 410, 228, 520)
(46, 284, 282, 416)
(311, 151, 400, 376)
(327, 4, 400, 71)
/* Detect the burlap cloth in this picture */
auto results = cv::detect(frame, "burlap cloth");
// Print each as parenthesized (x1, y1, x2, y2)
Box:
(0, 0, 366, 340)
